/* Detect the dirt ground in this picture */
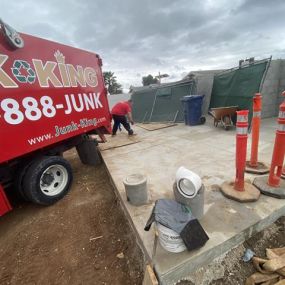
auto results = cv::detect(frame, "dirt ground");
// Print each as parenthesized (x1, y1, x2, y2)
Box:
(0, 149, 144, 285)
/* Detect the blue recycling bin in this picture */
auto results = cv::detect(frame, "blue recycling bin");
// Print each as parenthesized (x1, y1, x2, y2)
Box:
(181, 95, 206, 126)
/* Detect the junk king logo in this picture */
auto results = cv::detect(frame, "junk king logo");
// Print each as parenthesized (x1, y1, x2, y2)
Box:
(12, 60, 36, 84)
(0, 50, 98, 88)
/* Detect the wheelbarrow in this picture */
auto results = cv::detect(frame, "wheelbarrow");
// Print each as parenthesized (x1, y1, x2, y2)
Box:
(209, 106, 238, 130)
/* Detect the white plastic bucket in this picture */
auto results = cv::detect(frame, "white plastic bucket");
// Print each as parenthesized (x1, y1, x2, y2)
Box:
(175, 166, 202, 198)
(156, 222, 186, 253)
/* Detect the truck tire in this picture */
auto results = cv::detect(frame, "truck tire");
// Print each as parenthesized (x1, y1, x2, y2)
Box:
(15, 162, 33, 201)
(76, 139, 101, 166)
(22, 156, 73, 205)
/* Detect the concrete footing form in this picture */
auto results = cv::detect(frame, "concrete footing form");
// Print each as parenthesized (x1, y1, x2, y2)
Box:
(100, 117, 285, 285)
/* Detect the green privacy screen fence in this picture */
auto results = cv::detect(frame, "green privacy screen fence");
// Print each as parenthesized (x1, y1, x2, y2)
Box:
(209, 60, 269, 122)
(132, 79, 197, 123)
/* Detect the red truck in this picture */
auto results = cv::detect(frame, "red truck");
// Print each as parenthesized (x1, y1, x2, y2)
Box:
(0, 20, 111, 215)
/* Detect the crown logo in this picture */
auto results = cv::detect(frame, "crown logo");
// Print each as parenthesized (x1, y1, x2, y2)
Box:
(54, 50, 65, 64)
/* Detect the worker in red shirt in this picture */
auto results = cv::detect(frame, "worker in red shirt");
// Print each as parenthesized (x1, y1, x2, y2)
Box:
(111, 99, 134, 136)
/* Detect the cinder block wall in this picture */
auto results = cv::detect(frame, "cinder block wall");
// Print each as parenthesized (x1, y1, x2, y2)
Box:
(189, 60, 285, 118)
(190, 70, 223, 115)
(277, 60, 285, 107)
(107, 93, 131, 109)
(260, 59, 285, 118)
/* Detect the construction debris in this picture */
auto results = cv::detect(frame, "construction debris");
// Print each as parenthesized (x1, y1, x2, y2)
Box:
(245, 247, 285, 285)
(243, 249, 255, 262)
(89, 235, 103, 241)
(116, 252, 124, 259)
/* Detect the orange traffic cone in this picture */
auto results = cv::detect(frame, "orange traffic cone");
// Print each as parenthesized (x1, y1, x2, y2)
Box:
(253, 91, 285, 199)
(220, 110, 260, 202)
(245, 93, 269, 174)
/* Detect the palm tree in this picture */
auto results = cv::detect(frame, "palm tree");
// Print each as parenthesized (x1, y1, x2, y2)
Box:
(103, 71, 122, 94)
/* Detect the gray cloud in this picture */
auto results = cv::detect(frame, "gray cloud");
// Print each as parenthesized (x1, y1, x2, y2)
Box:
(1, 0, 285, 90)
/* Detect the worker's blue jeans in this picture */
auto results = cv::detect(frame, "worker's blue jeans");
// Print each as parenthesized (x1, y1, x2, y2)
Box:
(112, 115, 133, 135)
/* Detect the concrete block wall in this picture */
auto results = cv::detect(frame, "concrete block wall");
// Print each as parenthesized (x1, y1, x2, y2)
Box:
(107, 93, 131, 109)
(189, 70, 223, 115)
(277, 60, 285, 106)
(260, 59, 285, 118)
(186, 59, 285, 119)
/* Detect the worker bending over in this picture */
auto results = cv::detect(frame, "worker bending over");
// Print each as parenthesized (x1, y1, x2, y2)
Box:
(111, 99, 135, 136)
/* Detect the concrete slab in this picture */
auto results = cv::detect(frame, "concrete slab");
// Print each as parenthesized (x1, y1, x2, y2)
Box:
(100, 117, 285, 285)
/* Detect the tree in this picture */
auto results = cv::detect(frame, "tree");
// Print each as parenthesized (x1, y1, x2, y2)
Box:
(142, 74, 159, 86)
(103, 71, 123, 94)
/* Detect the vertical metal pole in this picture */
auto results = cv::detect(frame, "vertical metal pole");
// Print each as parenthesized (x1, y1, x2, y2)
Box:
(173, 110, 179, 123)
(149, 93, 157, 122)
(142, 112, 148, 124)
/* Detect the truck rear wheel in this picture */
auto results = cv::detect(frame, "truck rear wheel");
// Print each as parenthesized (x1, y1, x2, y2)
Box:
(76, 138, 101, 166)
(22, 156, 73, 205)
(15, 162, 33, 201)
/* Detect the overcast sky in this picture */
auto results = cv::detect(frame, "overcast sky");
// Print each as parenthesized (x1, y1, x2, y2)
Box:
(2, 0, 285, 91)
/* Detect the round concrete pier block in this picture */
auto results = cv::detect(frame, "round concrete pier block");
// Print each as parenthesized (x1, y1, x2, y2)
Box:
(220, 181, 260, 202)
(123, 174, 148, 206)
(245, 161, 270, 175)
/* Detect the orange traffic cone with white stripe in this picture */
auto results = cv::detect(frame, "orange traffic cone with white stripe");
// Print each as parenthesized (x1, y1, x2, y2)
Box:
(245, 93, 269, 174)
(253, 91, 285, 199)
(220, 110, 260, 202)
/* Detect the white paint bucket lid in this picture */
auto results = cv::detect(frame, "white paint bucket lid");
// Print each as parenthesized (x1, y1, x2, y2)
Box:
(123, 174, 147, 186)
(176, 166, 202, 198)
(156, 222, 186, 253)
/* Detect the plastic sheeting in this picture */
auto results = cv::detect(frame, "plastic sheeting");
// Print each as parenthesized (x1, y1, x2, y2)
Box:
(132, 80, 197, 123)
(210, 61, 268, 122)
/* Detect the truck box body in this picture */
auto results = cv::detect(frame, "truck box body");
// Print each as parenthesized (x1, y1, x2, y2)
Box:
(0, 22, 112, 214)
(0, 32, 111, 164)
